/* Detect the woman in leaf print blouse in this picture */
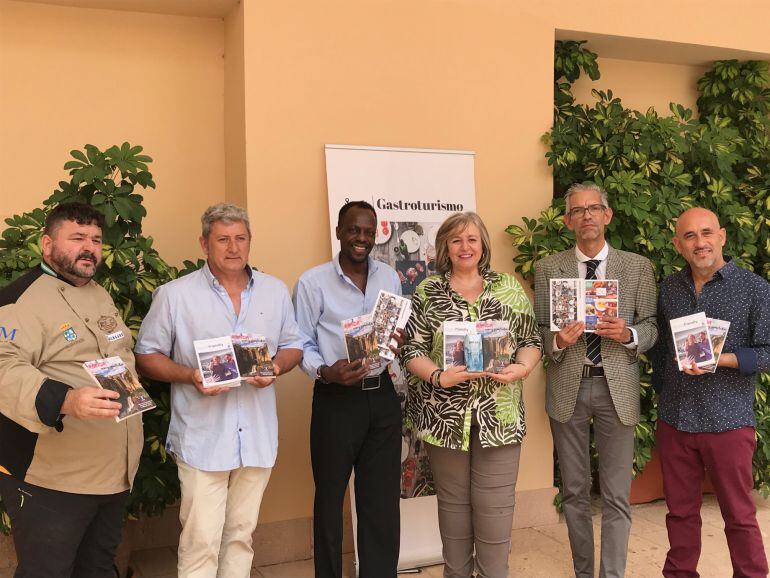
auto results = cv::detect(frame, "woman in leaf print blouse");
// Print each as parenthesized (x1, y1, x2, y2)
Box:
(401, 212, 542, 578)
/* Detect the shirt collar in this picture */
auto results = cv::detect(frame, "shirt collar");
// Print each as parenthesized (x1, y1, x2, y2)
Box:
(677, 256, 735, 288)
(201, 261, 254, 290)
(441, 267, 499, 288)
(40, 260, 79, 287)
(333, 252, 379, 280)
(575, 242, 608, 263)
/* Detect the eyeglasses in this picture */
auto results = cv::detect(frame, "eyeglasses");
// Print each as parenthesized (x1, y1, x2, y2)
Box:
(568, 204, 607, 219)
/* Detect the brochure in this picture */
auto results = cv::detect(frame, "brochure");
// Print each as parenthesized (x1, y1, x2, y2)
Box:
(193, 336, 242, 387)
(232, 333, 274, 378)
(82, 356, 156, 422)
(443, 321, 475, 370)
(476, 319, 512, 374)
(549, 278, 581, 331)
(443, 320, 512, 373)
(549, 278, 619, 332)
(700, 318, 731, 373)
(342, 314, 382, 371)
(371, 290, 412, 361)
(669, 312, 715, 370)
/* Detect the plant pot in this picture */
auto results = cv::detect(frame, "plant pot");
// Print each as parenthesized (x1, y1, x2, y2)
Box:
(0, 532, 17, 571)
(630, 448, 665, 504)
(631, 448, 714, 505)
(115, 522, 133, 578)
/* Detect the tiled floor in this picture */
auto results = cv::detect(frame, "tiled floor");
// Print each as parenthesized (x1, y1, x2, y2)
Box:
(127, 495, 770, 576)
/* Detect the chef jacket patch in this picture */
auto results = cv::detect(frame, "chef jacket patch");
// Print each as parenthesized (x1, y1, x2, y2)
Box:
(0, 326, 17, 341)
(106, 330, 125, 342)
(60, 323, 77, 342)
(97, 315, 118, 333)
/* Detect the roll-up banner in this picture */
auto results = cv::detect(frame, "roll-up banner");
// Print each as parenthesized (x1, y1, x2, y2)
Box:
(324, 144, 477, 573)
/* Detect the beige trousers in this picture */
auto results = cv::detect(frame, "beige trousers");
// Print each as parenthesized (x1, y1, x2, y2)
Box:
(176, 459, 272, 578)
(426, 425, 521, 578)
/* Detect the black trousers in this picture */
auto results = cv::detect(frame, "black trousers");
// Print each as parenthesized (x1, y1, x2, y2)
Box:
(311, 373, 402, 578)
(0, 474, 127, 578)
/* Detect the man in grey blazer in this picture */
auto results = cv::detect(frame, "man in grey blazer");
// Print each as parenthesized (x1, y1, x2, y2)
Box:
(534, 182, 658, 578)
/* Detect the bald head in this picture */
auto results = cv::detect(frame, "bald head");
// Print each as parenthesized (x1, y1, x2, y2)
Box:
(675, 208, 721, 237)
(673, 207, 726, 277)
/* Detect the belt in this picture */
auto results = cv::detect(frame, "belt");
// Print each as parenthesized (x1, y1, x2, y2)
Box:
(357, 373, 383, 390)
(319, 371, 392, 391)
(582, 365, 605, 378)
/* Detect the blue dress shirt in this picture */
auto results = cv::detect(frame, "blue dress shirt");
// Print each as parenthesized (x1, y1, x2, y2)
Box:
(293, 254, 402, 378)
(135, 263, 303, 471)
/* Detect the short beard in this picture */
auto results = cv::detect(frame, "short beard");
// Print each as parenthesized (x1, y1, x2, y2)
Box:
(50, 248, 99, 281)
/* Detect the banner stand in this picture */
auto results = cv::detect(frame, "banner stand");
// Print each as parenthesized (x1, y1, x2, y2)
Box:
(325, 144, 477, 573)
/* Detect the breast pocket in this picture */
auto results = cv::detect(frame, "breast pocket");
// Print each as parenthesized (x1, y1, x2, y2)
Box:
(248, 309, 281, 355)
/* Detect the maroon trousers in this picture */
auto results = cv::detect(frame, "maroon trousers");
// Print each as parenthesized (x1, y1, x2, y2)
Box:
(657, 419, 768, 578)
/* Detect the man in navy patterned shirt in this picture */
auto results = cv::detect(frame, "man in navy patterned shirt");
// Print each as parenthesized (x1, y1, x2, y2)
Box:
(652, 207, 770, 578)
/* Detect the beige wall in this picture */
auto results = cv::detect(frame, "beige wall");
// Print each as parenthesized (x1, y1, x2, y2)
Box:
(224, 0, 246, 207)
(572, 57, 708, 113)
(5, 0, 770, 535)
(236, 0, 770, 526)
(0, 0, 225, 266)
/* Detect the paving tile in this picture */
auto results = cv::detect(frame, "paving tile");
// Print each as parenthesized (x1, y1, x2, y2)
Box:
(628, 500, 669, 529)
(510, 526, 567, 556)
(129, 546, 177, 577)
(123, 496, 770, 577)
(413, 564, 445, 577)
(256, 558, 315, 578)
(508, 547, 574, 577)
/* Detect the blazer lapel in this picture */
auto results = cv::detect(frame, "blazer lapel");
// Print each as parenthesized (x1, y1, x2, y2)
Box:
(557, 249, 580, 277)
(605, 245, 625, 280)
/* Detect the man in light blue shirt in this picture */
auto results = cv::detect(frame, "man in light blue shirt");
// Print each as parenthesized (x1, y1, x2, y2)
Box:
(293, 201, 403, 578)
(135, 203, 302, 578)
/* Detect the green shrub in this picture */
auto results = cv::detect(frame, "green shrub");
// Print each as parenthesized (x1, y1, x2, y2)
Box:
(0, 144, 201, 533)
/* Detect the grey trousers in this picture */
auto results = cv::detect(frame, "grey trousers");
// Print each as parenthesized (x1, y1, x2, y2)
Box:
(426, 423, 521, 578)
(550, 376, 635, 578)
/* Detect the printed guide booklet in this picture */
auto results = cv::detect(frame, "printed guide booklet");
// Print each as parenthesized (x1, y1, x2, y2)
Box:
(701, 318, 731, 373)
(232, 333, 274, 377)
(371, 290, 412, 361)
(193, 336, 242, 387)
(669, 312, 716, 371)
(342, 314, 382, 371)
(549, 278, 620, 332)
(82, 356, 156, 422)
(443, 320, 511, 373)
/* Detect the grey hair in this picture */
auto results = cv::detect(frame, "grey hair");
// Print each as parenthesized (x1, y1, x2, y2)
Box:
(201, 203, 251, 238)
(564, 182, 609, 212)
(434, 212, 492, 275)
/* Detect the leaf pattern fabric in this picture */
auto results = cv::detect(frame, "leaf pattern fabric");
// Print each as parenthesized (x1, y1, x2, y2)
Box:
(401, 270, 542, 450)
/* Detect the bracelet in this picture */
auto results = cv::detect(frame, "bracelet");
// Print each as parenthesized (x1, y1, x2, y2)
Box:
(429, 368, 441, 386)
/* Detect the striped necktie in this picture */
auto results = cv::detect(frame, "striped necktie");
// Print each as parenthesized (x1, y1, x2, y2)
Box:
(585, 259, 602, 365)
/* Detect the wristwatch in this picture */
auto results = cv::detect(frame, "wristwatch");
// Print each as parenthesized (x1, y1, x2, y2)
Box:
(316, 364, 329, 384)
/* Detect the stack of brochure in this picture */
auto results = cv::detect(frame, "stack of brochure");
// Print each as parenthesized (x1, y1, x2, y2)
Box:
(549, 278, 619, 332)
(442, 320, 511, 373)
(669, 313, 730, 372)
(193, 334, 277, 387)
(341, 290, 412, 365)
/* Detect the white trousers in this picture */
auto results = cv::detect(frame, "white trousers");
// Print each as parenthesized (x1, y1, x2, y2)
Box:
(176, 458, 272, 578)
